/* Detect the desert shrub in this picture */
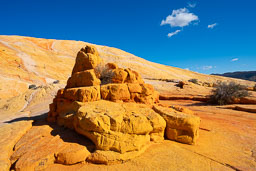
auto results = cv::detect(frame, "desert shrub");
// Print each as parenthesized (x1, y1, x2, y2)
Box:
(53, 80, 60, 84)
(209, 81, 250, 105)
(94, 63, 114, 84)
(188, 78, 199, 84)
(28, 84, 37, 89)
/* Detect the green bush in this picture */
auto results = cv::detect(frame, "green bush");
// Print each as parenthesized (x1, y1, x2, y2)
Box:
(209, 81, 250, 105)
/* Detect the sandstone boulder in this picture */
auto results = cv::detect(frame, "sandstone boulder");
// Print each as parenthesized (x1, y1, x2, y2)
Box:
(153, 105, 200, 144)
(11, 123, 93, 170)
(111, 68, 128, 83)
(100, 84, 130, 102)
(62, 86, 101, 102)
(125, 68, 144, 84)
(72, 101, 166, 154)
(66, 70, 101, 88)
(0, 121, 32, 171)
(72, 46, 102, 75)
(56, 144, 90, 165)
(106, 63, 118, 70)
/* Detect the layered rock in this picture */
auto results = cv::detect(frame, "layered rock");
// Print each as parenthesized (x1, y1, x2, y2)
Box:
(153, 105, 200, 144)
(48, 45, 159, 122)
(0, 121, 32, 171)
(47, 45, 200, 164)
(10, 124, 93, 170)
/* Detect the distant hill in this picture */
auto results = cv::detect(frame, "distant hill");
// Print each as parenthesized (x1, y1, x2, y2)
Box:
(0, 35, 255, 99)
(212, 71, 256, 82)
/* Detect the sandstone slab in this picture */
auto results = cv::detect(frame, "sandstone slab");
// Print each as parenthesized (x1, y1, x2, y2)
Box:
(153, 105, 200, 144)
(62, 86, 101, 102)
(66, 70, 101, 88)
(0, 121, 32, 171)
(11, 122, 93, 171)
(100, 84, 130, 102)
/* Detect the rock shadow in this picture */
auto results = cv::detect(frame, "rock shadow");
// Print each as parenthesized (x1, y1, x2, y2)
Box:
(4, 112, 95, 153)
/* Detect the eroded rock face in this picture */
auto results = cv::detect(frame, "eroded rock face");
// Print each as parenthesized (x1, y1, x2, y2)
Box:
(10, 123, 93, 171)
(72, 46, 102, 75)
(46, 45, 200, 165)
(73, 101, 166, 154)
(153, 105, 200, 144)
(48, 45, 159, 123)
(66, 70, 101, 88)
(0, 121, 32, 171)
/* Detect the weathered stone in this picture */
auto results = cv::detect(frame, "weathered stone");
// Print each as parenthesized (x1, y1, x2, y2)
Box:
(66, 70, 101, 88)
(129, 84, 159, 105)
(11, 123, 93, 170)
(72, 46, 102, 75)
(124, 68, 144, 84)
(87, 144, 150, 164)
(62, 86, 101, 102)
(169, 105, 195, 115)
(0, 121, 32, 171)
(111, 68, 128, 83)
(72, 101, 166, 155)
(106, 63, 118, 70)
(100, 84, 130, 102)
(153, 105, 200, 144)
(56, 144, 90, 165)
(127, 83, 142, 93)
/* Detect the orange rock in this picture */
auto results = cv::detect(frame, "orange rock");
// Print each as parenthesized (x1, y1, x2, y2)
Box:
(106, 63, 118, 69)
(72, 46, 102, 75)
(66, 70, 101, 88)
(127, 83, 142, 93)
(169, 105, 195, 115)
(125, 69, 144, 84)
(100, 84, 130, 102)
(73, 101, 166, 154)
(111, 68, 128, 83)
(153, 105, 200, 144)
(11, 124, 93, 170)
(56, 144, 90, 165)
(62, 86, 101, 102)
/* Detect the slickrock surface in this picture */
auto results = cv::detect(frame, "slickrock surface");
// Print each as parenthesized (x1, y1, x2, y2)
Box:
(0, 36, 256, 170)
(44, 99, 256, 170)
(0, 121, 32, 171)
(0, 35, 254, 100)
(10, 120, 93, 171)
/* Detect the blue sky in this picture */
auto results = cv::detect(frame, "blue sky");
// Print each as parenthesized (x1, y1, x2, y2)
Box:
(0, 0, 255, 74)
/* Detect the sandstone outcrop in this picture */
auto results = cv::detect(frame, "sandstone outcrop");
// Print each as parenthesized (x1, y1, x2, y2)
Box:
(0, 121, 32, 171)
(10, 123, 92, 171)
(153, 105, 200, 144)
(48, 45, 159, 122)
(47, 45, 200, 165)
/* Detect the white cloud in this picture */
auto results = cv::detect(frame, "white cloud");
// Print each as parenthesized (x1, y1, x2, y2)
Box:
(185, 68, 190, 70)
(161, 8, 199, 27)
(231, 58, 239, 62)
(202, 66, 213, 70)
(167, 30, 181, 37)
(187, 2, 196, 8)
(208, 23, 217, 29)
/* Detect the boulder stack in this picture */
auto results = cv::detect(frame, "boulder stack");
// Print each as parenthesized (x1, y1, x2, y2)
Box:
(47, 45, 200, 164)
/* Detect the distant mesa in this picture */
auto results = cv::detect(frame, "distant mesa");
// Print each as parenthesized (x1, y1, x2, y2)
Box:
(212, 71, 256, 82)
(47, 45, 201, 164)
